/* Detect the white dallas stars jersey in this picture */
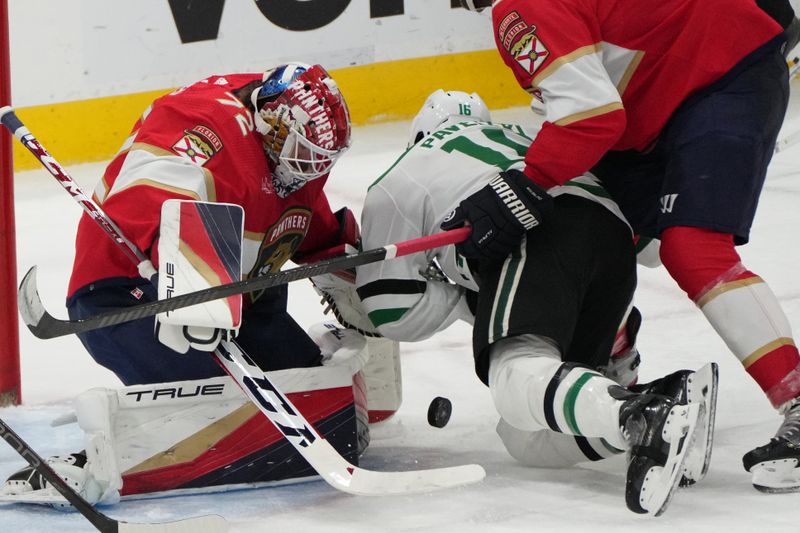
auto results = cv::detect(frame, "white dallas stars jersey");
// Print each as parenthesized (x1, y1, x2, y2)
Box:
(357, 118, 629, 341)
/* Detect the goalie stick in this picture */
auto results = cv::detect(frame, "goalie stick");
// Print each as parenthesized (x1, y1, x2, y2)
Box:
(17, 226, 470, 339)
(1, 106, 485, 498)
(0, 417, 228, 533)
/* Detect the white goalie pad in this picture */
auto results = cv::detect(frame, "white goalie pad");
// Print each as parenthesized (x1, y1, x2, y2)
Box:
(362, 337, 403, 423)
(2, 365, 360, 506)
(157, 199, 244, 329)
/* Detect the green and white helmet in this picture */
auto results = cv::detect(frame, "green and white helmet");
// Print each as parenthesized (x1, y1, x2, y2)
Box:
(408, 89, 492, 147)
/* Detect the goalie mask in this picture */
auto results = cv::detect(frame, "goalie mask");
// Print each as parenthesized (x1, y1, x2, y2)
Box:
(408, 89, 492, 147)
(252, 63, 352, 197)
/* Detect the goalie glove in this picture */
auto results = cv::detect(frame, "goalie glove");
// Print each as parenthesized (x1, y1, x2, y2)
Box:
(155, 200, 244, 354)
(311, 270, 381, 337)
(308, 321, 370, 375)
(293, 207, 361, 267)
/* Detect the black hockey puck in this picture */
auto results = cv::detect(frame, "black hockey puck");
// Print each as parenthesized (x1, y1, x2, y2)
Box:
(427, 396, 452, 428)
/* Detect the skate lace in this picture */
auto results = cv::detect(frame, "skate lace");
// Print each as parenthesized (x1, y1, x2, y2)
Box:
(620, 413, 646, 447)
(775, 398, 800, 444)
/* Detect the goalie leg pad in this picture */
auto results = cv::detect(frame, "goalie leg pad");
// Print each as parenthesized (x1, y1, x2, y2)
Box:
(362, 337, 402, 423)
(114, 369, 363, 496)
(3, 367, 366, 504)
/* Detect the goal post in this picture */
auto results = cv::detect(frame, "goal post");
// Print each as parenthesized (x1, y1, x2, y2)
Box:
(0, 0, 21, 406)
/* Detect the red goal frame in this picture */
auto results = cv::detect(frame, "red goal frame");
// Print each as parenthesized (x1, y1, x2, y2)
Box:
(0, 0, 21, 406)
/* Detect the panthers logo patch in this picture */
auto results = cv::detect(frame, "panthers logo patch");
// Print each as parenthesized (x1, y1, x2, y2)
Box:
(247, 207, 312, 302)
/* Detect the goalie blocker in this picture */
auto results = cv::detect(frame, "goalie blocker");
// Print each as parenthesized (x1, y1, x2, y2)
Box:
(156, 200, 244, 354)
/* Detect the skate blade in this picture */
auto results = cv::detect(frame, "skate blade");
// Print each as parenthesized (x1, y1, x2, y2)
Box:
(639, 403, 700, 516)
(0, 488, 75, 510)
(680, 362, 719, 486)
(751, 458, 800, 493)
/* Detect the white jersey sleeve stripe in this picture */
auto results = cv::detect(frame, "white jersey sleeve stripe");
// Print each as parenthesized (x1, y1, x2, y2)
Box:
(538, 52, 622, 126)
(107, 144, 217, 202)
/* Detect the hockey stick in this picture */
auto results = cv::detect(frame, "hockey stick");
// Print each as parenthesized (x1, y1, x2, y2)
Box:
(1, 106, 485, 497)
(0, 417, 227, 532)
(17, 227, 470, 339)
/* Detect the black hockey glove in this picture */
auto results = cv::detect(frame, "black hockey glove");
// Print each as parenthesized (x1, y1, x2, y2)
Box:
(440, 169, 553, 261)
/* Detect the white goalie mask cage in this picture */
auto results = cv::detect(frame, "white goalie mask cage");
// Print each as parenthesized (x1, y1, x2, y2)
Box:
(252, 63, 352, 197)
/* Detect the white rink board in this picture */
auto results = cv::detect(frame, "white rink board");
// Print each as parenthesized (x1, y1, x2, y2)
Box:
(7, 1, 494, 107)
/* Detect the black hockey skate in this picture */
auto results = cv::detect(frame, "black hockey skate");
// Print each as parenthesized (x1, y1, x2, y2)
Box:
(743, 397, 800, 493)
(614, 388, 700, 516)
(632, 363, 719, 486)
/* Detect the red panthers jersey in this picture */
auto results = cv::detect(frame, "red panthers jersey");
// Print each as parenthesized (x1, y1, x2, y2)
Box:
(68, 74, 340, 298)
(490, 0, 783, 188)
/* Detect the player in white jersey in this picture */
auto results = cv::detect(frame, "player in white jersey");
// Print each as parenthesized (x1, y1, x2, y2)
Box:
(315, 90, 717, 515)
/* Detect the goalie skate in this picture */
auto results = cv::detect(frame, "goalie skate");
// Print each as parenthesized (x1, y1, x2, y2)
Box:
(2, 451, 109, 509)
(4, 452, 87, 495)
(617, 390, 700, 516)
(743, 397, 800, 493)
